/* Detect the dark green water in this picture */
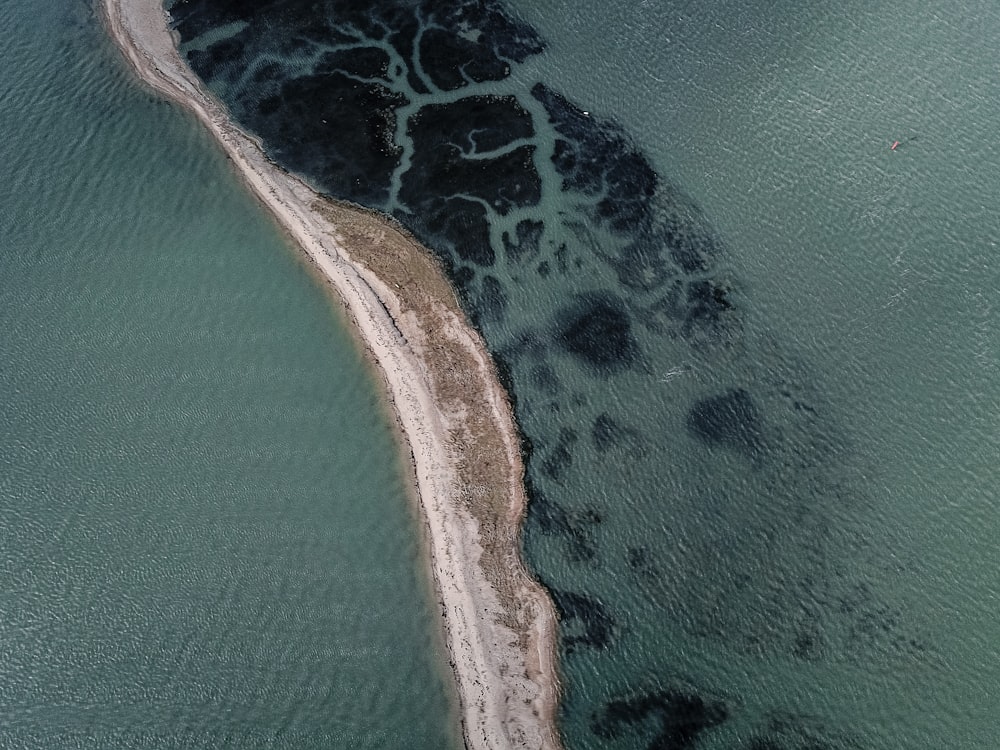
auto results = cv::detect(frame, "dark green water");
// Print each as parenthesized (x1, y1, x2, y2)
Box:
(0, 1, 459, 746)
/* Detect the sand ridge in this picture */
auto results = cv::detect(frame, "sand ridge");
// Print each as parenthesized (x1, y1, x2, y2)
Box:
(100, 1, 562, 747)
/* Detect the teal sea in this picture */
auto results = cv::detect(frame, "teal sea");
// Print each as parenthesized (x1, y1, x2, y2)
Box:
(0, 1, 460, 746)
(3, 0, 998, 748)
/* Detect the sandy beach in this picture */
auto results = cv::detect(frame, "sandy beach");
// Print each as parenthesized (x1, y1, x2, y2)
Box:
(100, 1, 562, 747)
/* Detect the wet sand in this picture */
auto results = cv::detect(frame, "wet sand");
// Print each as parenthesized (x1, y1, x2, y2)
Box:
(100, 1, 562, 748)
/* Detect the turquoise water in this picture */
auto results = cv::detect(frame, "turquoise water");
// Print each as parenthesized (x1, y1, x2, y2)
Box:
(0, 2, 459, 746)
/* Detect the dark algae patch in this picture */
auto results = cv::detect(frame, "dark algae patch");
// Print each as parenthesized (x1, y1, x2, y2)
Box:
(254, 72, 407, 205)
(686, 388, 764, 457)
(400, 96, 541, 267)
(169, 0, 935, 747)
(556, 294, 638, 372)
(593, 687, 728, 750)
(550, 589, 616, 653)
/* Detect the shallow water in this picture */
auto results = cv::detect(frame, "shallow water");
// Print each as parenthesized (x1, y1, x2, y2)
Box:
(153, 0, 999, 747)
(0, 2, 460, 746)
(507, 2, 1000, 746)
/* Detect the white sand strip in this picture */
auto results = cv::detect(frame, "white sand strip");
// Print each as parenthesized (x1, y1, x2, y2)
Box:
(100, 1, 562, 748)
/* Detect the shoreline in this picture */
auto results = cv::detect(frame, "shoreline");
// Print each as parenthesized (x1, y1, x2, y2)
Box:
(99, 1, 562, 748)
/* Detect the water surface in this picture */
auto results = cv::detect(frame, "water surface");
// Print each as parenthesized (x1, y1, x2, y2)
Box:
(0, 2, 460, 746)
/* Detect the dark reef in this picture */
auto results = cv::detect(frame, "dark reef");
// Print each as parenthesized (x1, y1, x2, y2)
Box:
(412, 95, 534, 153)
(592, 687, 729, 750)
(540, 427, 578, 483)
(315, 46, 391, 80)
(502, 218, 545, 264)
(252, 73, 407, 206)
(550, 589, 615, 652)
(534, 82, 657, 234)
(477, 274, 507, 324)
(415, 0, 545, 90)
(556, 294, 639, 371)
(399, 96, 541, 266)
(686, 388, 764, 455)
(524, 481, 600, 563)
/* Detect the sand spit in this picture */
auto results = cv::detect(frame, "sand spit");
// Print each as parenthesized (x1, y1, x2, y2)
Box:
(101, 0, 561, 747)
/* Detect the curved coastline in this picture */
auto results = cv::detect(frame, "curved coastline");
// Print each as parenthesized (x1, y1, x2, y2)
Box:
(100, 1, 562, 747)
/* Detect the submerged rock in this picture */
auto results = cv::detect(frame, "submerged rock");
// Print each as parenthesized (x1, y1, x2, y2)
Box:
(556, 294, 639, 371)
(250, 72, 406, 206)
(686, 388, 764, 455)
(592, 686, 729, 749)
(502, 218, 545, 263)
(550, 589, 615, 651)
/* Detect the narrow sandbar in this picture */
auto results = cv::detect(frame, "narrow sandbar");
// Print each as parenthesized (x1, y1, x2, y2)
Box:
(100, 1, 562, 748)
